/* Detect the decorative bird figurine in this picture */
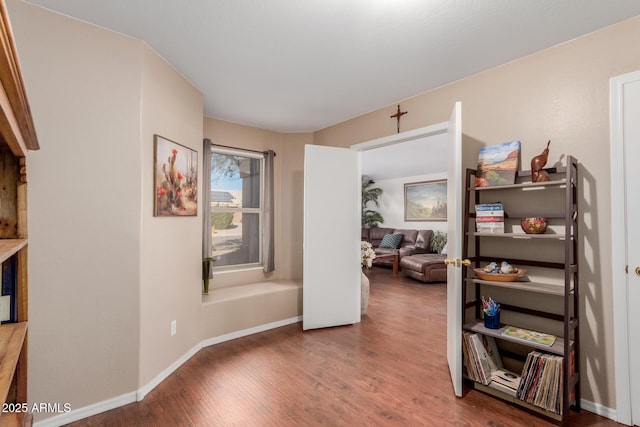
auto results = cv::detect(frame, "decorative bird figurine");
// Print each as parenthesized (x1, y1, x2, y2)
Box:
(531, 140, 551, 183)
(500, 261, 518, 274)
(483, 262, 498, 273)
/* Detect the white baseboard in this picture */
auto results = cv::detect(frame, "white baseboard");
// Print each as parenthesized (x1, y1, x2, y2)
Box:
(581, 398, 618, 423)
(33, 391, 137, 427)
(33, 316, 302, 427)
(136, 342, 203, 401)
(201, 315, 302, 348)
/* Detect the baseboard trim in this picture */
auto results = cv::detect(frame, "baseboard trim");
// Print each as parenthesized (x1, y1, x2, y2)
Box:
(201, 315, 303, 348)
(33, 316, 303, 427)
(136, 342, 203, 401)
(33, 391, 137, 427)
(581, 398, 618, 423)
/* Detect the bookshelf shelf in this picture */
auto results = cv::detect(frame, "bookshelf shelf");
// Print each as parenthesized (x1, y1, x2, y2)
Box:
(0, 322, 27, 406)
(461, 157, 580, 426)
(0, 239, 27, 264)
(468, 278, 570, 296)
(470, 232, 569, 240)
(471, 178, 567, 191)
(463, 321, 572, 356)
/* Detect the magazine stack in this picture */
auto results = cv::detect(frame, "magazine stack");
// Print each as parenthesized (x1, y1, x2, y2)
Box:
(475, 203, 504, 233)
(516, 350, 575, 414)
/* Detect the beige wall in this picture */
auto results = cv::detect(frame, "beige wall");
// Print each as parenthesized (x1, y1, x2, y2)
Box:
(315, 16, 640, 409)
(7, 0, 205, 422)
(139, 46, 204, 387)
(7, 0, 142, 419)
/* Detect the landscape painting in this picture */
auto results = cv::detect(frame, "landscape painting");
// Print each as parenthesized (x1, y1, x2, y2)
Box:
(154, 135, 198, 216)
(475, 141, 521, 187)
(404, 180, 447, 221)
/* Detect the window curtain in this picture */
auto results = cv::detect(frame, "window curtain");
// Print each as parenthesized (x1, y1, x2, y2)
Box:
(263, 150, 275, 273)
(202, 139, 214, 284)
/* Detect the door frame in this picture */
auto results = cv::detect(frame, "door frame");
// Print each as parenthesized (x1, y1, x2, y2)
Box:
(351, 122, 449, 153)
(610, 69, 640, 426)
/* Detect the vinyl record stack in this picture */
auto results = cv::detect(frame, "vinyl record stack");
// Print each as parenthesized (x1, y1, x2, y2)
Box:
(516, 350, 575, 415)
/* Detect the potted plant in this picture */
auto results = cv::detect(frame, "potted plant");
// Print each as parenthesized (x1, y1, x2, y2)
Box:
(202, 257, 217, 295)
(430, 231, 447, 254)
(362, 178, 384, 228)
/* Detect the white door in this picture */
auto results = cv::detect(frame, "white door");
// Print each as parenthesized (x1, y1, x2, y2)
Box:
(303, 145, 361, 330)
(446, 101, 463, 396)
(624, 77, 640, 425)
(611, 70, 640, 425)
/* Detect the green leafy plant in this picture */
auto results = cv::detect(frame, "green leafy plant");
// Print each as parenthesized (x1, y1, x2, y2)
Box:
(430, 231, 447, 254)
(362, 178, 384, 228)
(202, 257, 217, 295)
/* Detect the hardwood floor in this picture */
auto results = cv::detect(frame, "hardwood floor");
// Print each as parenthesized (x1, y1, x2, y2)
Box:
(68, 268, 620, 426)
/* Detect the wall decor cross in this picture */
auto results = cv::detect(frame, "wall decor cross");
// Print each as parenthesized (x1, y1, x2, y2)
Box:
(390, 104, 407, 133)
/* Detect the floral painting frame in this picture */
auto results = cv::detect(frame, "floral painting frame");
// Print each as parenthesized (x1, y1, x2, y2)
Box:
(404, 179, 447, 221)
(154, 134, 198, 216)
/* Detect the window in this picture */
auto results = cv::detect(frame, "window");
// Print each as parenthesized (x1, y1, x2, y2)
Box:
(208, 147, 264, 269)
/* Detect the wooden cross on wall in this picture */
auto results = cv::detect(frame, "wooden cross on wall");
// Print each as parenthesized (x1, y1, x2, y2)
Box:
(390, 105, 407, 133)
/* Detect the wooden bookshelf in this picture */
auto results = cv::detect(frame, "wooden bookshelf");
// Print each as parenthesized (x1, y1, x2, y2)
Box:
(0, 0, 40, 425)
(461, 158, 580, 425)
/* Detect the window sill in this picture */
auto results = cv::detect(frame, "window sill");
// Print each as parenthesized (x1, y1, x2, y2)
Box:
(214, 266, 264, 275)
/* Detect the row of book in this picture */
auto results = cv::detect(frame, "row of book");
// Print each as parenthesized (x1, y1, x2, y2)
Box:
(516, 350, 575, 415)
(475, 203, 504, 233)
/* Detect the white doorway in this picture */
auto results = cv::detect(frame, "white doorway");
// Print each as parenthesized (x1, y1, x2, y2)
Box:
(351, 102, 464, 396)
(611, 69, 640, 426)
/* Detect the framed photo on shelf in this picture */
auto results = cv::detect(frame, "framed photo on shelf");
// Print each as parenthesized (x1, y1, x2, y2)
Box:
(154, 134, 198, 216)
(404, 179, 447, 221)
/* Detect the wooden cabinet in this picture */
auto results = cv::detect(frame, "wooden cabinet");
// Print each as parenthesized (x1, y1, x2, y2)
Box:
(0, 0, 40, 424)
(461, 156, 579, 425)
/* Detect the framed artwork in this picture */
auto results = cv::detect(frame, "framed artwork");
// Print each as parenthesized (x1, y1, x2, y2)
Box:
(154, 134, 198, 216)
(475, 140, 521, 187)
(404, 179, 447, 221)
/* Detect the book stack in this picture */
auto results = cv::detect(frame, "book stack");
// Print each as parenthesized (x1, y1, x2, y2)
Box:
(516, 350, 575, 415)
(475, 203, 504, 233)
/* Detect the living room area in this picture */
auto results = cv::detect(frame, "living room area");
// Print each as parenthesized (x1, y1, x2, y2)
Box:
(360, 133, 449, 286)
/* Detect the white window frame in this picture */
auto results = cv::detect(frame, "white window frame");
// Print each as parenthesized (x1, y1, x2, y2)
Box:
(209, 146, 265, 271)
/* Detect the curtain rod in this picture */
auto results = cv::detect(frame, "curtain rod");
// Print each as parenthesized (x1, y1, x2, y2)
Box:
(205, 139, 276, 157)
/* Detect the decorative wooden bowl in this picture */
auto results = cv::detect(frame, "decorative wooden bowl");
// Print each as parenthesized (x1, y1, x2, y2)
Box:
(521, 217, 547, 234)
(473, 268, 527, 282)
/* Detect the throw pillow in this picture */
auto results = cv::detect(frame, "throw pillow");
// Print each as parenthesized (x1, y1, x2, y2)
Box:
(379, 233, 404, 249)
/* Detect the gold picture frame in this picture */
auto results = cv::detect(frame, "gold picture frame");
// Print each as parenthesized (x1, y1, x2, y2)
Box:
(404, 179, 447, 221)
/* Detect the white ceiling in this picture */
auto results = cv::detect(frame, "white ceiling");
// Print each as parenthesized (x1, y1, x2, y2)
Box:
(22, 0, 640, 133)
(361, 134, 449, 179)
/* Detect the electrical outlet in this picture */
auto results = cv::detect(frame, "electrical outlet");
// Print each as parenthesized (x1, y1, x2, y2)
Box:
(170, 320, 177, 336)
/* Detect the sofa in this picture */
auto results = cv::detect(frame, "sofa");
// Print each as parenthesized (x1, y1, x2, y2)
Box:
(361, 227, 433, 261)
(399, 253, 448, 283)
(361, 227, 447, 283)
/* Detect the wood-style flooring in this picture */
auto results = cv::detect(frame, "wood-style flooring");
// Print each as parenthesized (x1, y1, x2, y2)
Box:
(68, 268, 620, 426)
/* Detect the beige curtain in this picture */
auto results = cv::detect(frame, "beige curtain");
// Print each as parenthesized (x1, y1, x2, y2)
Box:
(202, 139, 213, 283)
(263, 150, 275, 273)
